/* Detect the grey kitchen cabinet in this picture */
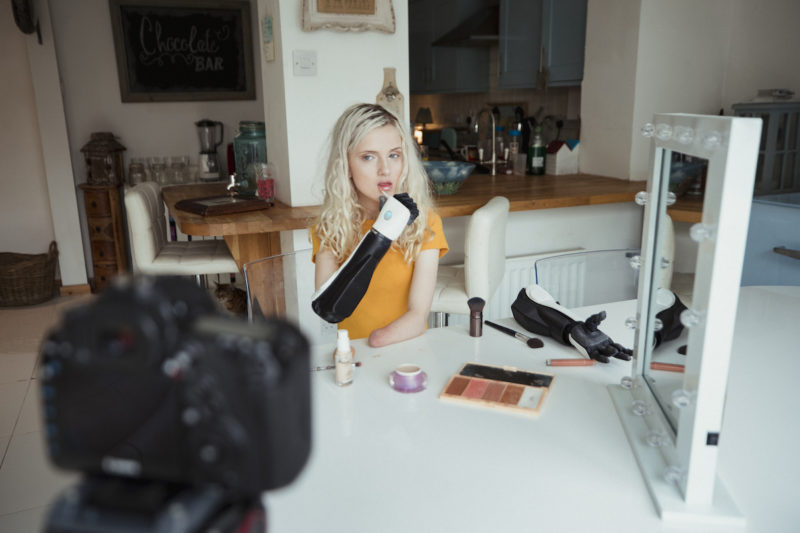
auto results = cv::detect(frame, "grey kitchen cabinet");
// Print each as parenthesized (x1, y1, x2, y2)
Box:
(542, 0, 587, 86)
(498, 0, 543, 89)
(409, 0, 489, 94)
(498, 0, 586, 89)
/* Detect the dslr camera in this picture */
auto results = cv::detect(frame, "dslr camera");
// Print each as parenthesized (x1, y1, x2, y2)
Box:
(40, 276, 311, 532)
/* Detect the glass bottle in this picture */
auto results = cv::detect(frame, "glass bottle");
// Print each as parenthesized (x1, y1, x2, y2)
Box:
(233, 121, 267, 196)
(334, 330, 354, 387)
(507, 129, 522, 174)
(528, 126, 545, 175)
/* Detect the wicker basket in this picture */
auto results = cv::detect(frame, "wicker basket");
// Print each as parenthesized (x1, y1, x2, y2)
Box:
(0, 241, 59, 307)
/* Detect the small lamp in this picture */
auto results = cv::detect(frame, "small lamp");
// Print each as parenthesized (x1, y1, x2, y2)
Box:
(414, 107, 433, 145)
(415, 107, 433, 129)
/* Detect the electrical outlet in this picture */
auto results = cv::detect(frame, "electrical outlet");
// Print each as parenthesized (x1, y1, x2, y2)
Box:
(293, 50, 317, 76)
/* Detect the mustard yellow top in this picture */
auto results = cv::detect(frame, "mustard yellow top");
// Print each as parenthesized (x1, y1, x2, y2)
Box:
(312, 212, 449, 339)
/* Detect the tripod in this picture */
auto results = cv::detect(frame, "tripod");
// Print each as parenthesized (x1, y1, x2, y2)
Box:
(45, 475, 266, 533)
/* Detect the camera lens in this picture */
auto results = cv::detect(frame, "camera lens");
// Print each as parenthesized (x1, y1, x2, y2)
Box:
(99, 326, 139, 358)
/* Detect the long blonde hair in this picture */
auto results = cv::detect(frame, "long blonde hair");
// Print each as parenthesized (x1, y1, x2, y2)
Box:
(314, 103, 435, 263)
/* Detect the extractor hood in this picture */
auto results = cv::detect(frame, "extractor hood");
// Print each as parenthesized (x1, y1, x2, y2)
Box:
(432, 6, 498, 47)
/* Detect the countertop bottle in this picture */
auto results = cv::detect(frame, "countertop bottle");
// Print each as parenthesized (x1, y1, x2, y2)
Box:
(507, 129, 522, 174)
(528, 126, 545, 175)
(334, 330, 354, 387)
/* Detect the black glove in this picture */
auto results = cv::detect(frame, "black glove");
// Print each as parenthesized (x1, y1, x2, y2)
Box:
(567, 311, 633, 363)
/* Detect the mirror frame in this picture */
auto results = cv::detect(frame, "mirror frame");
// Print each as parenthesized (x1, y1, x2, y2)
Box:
(609, 113, 762, 523)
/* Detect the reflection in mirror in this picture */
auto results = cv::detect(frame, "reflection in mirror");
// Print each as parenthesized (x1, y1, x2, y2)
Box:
(608, 113, 762, 523)
(643, 152, 708, 432)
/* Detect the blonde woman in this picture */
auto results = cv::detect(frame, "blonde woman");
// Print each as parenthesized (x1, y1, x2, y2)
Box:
(311, 103, 449, 347)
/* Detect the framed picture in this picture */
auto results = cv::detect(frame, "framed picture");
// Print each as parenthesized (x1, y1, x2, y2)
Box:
(109, 0, 255, 102)
(302, 0, 395, 33)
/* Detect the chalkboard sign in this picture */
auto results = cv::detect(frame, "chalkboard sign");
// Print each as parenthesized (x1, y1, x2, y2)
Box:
(109, 0, 255, 102)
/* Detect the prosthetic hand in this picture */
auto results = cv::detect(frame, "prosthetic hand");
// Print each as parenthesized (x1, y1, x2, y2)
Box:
(312, 194, 419, 323)
(653, 288, 687, 348)
(511, 285, 632, 363)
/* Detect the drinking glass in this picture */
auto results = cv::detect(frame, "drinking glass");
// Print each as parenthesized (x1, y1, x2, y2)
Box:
(254, 162, 275, 204)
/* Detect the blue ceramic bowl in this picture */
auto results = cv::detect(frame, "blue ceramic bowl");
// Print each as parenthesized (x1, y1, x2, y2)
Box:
(422, 161, 475, 195)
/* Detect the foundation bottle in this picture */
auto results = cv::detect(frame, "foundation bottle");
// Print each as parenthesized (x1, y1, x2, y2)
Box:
(334, 330, 354, 387)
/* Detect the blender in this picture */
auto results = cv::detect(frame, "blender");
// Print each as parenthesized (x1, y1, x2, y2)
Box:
(195, 119, 223, 181)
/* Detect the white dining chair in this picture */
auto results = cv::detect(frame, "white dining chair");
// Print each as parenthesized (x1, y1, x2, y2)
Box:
(430, 196, 510, 326)
(124, 182, 238, 285)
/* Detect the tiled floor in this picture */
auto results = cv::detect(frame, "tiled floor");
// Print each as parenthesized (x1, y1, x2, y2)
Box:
(0, 294, 93, 532)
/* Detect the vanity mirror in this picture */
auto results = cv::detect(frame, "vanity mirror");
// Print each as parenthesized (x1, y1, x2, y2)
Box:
(609, 113, 762, 523)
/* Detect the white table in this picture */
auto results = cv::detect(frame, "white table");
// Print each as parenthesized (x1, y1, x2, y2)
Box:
(264, 287, 800, 533)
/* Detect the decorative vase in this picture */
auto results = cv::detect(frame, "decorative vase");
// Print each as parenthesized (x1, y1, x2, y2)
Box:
(375, 67, 404, 121)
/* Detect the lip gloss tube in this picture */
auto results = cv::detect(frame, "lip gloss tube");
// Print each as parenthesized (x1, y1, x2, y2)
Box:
(546, 358, 596, 367)
(649, 362, 685, 373)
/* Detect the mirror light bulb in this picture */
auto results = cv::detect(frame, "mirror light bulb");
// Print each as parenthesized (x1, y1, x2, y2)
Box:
(666, 191, 677, 206)
(663, 465, 684, 485)
(641, 123, 655, 137)
(625, 317, 638, 329)
(632, 400, 649, 416)
(680, 308, 704, 328)
(646, 429, 667, 448)
(689, 223, 716, 242)
(655, 123, 673, 141)
(674, 125, 695, 145)
(701, 130, 722, 151)
(671, 389, 693, 409)
(634, 191, 648, 206)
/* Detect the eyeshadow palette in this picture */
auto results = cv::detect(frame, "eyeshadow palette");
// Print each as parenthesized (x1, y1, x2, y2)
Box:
(439, 362, 554, 416)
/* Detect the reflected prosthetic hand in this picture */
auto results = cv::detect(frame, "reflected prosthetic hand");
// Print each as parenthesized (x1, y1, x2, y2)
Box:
(312, 194, 419, 323)
(511, 285, 633, 363)
(653, 288, 687, 348)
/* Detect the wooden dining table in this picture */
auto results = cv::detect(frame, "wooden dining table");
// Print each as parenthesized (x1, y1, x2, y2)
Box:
(162, 173, 656, 269)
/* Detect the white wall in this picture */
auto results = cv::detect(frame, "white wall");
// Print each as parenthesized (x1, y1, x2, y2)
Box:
(580, 0, 641, 180)
(48, 0, 266, 275)
(260, 0, 410, 208)
(580, 0, 800, 181)
(721, 0, 800, 112)
(628, 0, 730, 180)
(0, 5, 55, 254)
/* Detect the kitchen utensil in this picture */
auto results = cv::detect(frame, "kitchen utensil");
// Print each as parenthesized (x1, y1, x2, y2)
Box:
(195, 119, 224, 181)
(484, 320, 544, 349)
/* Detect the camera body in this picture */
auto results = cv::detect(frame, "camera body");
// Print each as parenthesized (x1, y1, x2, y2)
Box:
(40, 276, 311, 497)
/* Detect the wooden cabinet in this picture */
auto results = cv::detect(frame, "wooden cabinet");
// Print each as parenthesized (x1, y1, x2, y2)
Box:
(80, 185, 128, 292)
(409, 0, 489, 94)
(498, 0, 586, 89)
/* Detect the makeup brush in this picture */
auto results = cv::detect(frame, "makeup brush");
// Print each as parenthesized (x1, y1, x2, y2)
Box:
(484, 320, 544, 349)
(311, 361, 362, 372)
(468, 297, 485, 337)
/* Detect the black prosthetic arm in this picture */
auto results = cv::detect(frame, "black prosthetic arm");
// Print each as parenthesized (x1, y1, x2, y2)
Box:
(654, 289, 687, 347)
(312, 229, 393, 323)
(511, 288, 574, 343)
(511, 285, 632, 363)
(312, 194, 418, 324)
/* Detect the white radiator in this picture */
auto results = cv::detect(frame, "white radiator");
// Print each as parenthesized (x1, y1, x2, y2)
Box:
(438, 249, 582, 328)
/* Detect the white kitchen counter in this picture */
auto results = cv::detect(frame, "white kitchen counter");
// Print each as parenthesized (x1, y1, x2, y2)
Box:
(264, 286, 800, 533)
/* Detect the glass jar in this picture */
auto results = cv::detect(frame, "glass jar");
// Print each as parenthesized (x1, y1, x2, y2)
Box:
(233, 121, 267, 196)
